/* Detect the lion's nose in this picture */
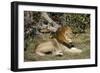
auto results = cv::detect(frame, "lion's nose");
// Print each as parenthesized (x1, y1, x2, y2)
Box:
(69, 42, 74, 47)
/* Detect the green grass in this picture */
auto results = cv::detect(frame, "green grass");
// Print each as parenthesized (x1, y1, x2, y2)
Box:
(24, 32, 90, 62)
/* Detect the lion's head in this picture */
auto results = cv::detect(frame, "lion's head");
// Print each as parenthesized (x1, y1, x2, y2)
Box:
(56, 26, 74, 48)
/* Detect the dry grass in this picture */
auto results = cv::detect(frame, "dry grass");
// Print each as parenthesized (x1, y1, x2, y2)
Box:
(24, 32, 90, 62)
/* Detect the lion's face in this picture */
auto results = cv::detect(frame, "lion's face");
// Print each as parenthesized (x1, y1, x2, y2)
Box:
(56, 26, 73, 45)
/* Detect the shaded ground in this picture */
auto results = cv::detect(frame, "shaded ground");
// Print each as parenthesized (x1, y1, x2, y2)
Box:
(24, 30, 90, 62)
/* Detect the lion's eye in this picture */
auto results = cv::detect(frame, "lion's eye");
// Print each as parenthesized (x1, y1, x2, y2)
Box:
(66, 33, 71, 35)
(66, 33, 73, 37)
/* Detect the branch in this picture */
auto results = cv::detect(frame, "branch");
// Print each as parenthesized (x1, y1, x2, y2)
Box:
(41, 12, 60, 29)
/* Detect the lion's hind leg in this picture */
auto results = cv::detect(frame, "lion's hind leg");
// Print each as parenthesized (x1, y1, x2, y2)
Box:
(52, 49, 63, 56)
(35, 51, 46, 56)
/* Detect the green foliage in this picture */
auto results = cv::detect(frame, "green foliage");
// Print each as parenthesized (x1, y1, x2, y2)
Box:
(65, 13, 90, 33)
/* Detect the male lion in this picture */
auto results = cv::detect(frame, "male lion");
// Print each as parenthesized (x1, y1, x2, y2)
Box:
(35, 26, 82, 56)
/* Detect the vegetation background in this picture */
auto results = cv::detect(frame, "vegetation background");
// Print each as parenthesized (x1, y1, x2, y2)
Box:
(24, 11, 90, 61)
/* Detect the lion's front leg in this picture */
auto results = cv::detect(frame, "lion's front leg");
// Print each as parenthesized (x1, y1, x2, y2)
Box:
(61, 44, 82, 53)
(69, 47, 82, 53)
(64, 47, 82, 53)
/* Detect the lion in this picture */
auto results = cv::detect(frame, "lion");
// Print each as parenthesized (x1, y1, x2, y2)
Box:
(35, 26, 82, 56)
